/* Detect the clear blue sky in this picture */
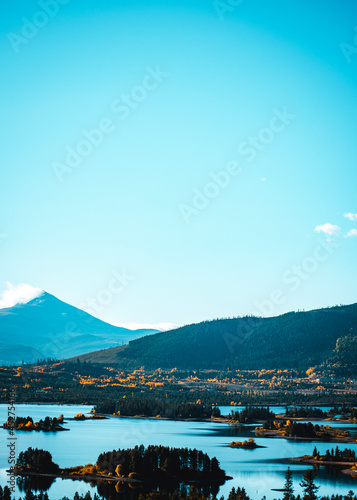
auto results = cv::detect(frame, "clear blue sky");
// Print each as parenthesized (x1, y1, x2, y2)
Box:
(1, 0, 357, 328)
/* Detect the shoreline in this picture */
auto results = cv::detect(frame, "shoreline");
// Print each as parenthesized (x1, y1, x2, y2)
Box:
(289, 456, 357, 466)
(1, 402, 355, 426)
(288, 456, 357, 478)
(255, 429, 357, 443)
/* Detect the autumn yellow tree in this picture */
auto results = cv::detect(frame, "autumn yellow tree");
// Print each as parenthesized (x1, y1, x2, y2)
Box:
(115, 464, 124, 477)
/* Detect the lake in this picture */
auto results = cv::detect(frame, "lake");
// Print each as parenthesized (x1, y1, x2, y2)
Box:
(1, 404, 357, 500)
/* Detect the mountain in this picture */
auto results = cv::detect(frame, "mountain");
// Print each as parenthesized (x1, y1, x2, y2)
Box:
(72, 303, 357, 372)
(0, 292, 158, 365)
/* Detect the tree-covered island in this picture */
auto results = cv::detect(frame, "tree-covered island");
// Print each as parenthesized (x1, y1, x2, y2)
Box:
(226, 438, 264, 449)
(255, 420, 352, 441)
(290, 446, 357, 477)
(73, 412, 108, 421)
(3, 415, 68, 432)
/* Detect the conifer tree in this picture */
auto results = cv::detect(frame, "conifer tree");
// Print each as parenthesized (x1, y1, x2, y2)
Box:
(300, 469, 319, 500)
(283, 467, 294, 500)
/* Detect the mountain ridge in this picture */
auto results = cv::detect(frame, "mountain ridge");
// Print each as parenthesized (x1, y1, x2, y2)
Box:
(0, 291, 158, 365)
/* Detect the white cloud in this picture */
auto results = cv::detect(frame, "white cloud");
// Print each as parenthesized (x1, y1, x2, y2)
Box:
(344, 212, 357, 221)
(346, 229, 357, 238)
(117, 322, 179, 332)
(0, 282, 43, 309)
(314, 223, 340, 236)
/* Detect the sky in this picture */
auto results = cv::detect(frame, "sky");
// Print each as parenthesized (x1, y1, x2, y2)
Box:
(0, 0, 357, 329)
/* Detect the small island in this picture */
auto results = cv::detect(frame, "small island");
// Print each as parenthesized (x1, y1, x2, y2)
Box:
(73, 412, 108, 421)
(227, 438, 264, 449)
(3, 415, 68, 432)
(255, 420, 352, 442)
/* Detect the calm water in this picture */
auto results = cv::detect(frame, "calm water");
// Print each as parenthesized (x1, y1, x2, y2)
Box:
(1, 404, 357, 500)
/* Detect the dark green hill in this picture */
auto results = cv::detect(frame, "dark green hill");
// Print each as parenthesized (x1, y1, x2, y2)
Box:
(109, 303, 357, 371)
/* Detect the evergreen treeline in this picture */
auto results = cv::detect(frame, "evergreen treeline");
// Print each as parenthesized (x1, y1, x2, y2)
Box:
(96, 444, 225, 481)
(323, 329, 357, 375)
(290, 421, 317, 438)
(284, 407, 327, 418)
(285, 422, 319, 438)
(95, 399, 221, 419)
(228, 406, 275, 423)
(262, 420, 318, 437)
(312, 446, 357, 462)
(16, 447, 58, 473)
(0, 487, 11, 500)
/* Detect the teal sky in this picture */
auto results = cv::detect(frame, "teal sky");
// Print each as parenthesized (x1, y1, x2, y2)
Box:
(1, 0, 357, 328)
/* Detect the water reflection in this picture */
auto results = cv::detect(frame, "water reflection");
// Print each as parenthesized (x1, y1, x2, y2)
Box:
(95, 480, 221, 500)
(17, 474, 55, 493)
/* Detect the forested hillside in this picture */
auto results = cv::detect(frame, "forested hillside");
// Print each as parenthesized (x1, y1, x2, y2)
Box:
(111, 303, 357, 371)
